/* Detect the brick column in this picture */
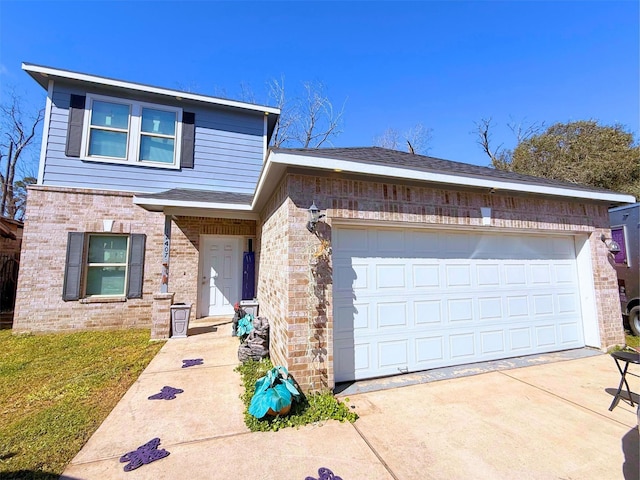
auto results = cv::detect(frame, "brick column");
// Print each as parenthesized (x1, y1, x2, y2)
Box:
(151, 292, 175, 339)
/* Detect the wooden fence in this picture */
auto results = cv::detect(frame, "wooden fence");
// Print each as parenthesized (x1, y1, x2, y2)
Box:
(0, 253, 19, 313)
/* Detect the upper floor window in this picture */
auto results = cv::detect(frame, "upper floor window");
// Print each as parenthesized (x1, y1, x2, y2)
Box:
(81, 94, 182, 168)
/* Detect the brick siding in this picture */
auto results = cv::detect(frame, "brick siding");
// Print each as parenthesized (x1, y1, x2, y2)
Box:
(13, 186, 255, 333)
(257, 173, 625, 392)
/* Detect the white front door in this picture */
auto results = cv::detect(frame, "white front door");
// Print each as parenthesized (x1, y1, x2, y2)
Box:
(199, 237, 240, 317)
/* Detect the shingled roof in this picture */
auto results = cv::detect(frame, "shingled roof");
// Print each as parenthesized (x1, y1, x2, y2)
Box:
(134, 189, 252, 206)
(273, 146, 620, 195)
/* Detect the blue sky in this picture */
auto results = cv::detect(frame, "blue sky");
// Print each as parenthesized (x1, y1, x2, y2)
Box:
(1, 0, 638, 171)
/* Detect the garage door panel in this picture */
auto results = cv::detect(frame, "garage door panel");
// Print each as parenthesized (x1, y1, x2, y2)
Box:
(530, 264, 552, 284)
(334, 263, 369, 292)
(413, 264, 440, 288)
(377, 302, 408, 328)
(415, 336, 445, 364)
(560, 322, 580, 344)
(446, 264, 472, 287)
(506, 296, 529, 318)
(477, 264, 500, 286)
(354, 343, 370, 373)
(478, 297, 503, 320)
(377, 229, 406, 253)
(558, 293, 579, 313)
(450, 333, 475, 358)
(533, 294, 554, 316)
(333, 227, 585, 382)
(447, 298, 474, 322)
(509, 327, 533, 350)
(505, 264, 527, 285)
(412, 231, 441, 254)
(415, 300, 442, 324)
(335, 227, 369, 252)
(376, 264, 406, 289)
(554, 263, 576, 283)
(552, 237, 575, 257)
(480, 330, 506, 354)
(535, 325, 557, 347)
(378, 340, 409, 369)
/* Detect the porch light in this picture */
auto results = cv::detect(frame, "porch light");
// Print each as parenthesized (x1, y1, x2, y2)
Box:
(600, 233, 621, 254)
(306, 202, 325, 232)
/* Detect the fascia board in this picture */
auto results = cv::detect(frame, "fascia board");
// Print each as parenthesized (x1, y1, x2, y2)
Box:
(251, 155, 286, 210)
(164, 207, 258, 220)
(609, 202, 640, 213)
(22, 63, 280, 115)
(269, 152, 636, 204)
(132, 196, 253, 211)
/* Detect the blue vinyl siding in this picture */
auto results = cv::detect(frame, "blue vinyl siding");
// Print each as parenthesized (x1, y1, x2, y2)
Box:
(42, 83, 266, 194)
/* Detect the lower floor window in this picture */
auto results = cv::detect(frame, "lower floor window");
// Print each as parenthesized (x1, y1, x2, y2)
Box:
(63, 232, 146, 301)
(86, 235, 129, 296)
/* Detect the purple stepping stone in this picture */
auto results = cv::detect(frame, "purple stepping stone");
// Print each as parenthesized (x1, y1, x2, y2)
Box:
(148, 386, 184, 400)
(119, 437, 169, 471)
(182, 358, 203, 368)
(305, 467, 343, 480)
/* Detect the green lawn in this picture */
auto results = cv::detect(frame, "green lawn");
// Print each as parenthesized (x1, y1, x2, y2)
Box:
(626, 333, 640, 349)
(0, 329, 164, 479)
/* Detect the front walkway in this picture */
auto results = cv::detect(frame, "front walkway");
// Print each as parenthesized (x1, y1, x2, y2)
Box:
(61, 319, 639, 479)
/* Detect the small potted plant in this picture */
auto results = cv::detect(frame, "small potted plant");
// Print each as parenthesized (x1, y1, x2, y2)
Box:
(236, 314, 254, 342)
(248, 366, 300, 418)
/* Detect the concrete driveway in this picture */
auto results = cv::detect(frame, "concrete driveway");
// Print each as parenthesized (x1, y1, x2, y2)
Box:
(61, 321, 639, 480)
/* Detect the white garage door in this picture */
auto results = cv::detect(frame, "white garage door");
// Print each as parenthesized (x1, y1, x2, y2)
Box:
(333, 227, 585, 382)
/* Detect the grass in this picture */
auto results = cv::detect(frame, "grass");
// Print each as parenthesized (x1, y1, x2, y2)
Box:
(0, 329, 164, 479)
(625, 333, 640, 349)
(235, 358, 358, 432)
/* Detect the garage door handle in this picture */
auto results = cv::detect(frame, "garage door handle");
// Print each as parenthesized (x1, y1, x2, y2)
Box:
(398, 367, 408, 374)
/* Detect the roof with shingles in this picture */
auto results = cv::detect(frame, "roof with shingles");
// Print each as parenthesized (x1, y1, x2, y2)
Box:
(273, 146, 620, 195)
(134, 188, 253, 205)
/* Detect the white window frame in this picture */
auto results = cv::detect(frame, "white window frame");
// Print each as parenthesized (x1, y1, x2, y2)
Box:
(84, 234, 130, 298)
(80, 93, 183, 170)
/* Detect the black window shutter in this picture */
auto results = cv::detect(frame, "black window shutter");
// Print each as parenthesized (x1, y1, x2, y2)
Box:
(126, 234, 146, 299)
(66, 95, 86, 157)
(180, 112, 195, 168)
(63, 232, 85, 301)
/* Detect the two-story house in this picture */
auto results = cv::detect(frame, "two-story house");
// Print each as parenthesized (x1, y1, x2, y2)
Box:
(14, 63, 635, 391)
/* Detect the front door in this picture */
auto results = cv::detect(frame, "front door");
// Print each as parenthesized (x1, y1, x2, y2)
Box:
(199, 236, 240, 317)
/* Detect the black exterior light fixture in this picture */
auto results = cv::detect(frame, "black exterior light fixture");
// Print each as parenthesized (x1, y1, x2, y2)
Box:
(600, 233, 621, 254)
(306, 202, 325, 232)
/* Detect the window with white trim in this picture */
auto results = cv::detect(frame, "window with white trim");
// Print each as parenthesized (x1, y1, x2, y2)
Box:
(85, 235, 129, 296)
(63, 232, 146, 301)
(81, 94, 182, 167)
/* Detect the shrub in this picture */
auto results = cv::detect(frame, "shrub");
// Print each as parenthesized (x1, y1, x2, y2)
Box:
(235, 359, 358, 432)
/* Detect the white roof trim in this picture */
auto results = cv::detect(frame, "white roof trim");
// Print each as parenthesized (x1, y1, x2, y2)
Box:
(609, 202, 640, 212)
(133, 196, 253, 211)
(267, 151, 636, 204)
(22, 62, 280, 115)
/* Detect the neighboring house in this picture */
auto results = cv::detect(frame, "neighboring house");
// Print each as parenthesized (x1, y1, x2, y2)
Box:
(609, 203, 639, 335)
(14, 63, 635, 392)
(0, 216, 23, 319)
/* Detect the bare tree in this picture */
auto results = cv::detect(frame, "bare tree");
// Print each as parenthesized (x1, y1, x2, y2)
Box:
(474, 117, 509, 168)
(0, 92, 43, 219)
(474, 117, 544, 169)
(374, 123, 433, 154)
(374, 127, 401, 150)
(268, 78, 346, 149)
(267, 76, 298, 149)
